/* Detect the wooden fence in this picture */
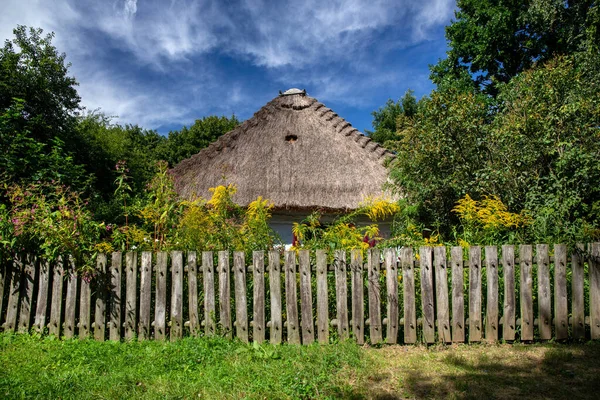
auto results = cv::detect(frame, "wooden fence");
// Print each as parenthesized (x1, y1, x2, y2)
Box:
(1, 244, 599, 344)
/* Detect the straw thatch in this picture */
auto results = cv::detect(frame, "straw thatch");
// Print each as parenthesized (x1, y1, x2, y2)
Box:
(171, 89, 395, 211)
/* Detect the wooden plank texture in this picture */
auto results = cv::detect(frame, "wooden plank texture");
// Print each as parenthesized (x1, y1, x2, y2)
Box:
(368, 248, 383, 344)
(571, 244, 585, 339)
(187, 251, 199, 336)
(385, 248, 399, 344)
(63, 257, 78, 339)
(402, 247, 416, 344)
(553, 244, 568, 340)
(233, 251, 248, 343)
(502, 245, 516, 341)
(485, 246, 499, 342)
(154, 252, 167, 340)
(351, 249, 364, 344)
(591, 243, 600, 339)
(252, 251, 265, 343)
(536, 244, 552, 340)
(170, 251, 184, 341)
(434, 246, 451, 343)
(420, 246, 435, 343)
(451, 247, 465, 343)
(203, 252, 216, 336)
(35, 260, 51, 333)
(124, 251, 137, 340)
(218, 251, 232, 339)
(138, 252, 152, 340)
(269, 251, 283, 344)
(5, 256, 22, 332)
(469, 247, 482, 342)
(109, 252, 122, 341)
(285, 251, 300, 344)
(18, 254, 35, 333)
(0, 259, 5, 328)
(316, 249, 329, 344)
(299, 250, 314, 344)
(94, 254, 107, 341)
(520, 245, 534, 341)
(334, 250, 349, 341)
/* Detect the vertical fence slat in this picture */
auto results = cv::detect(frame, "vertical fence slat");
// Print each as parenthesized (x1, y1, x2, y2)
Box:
(537, 244, 552, 340)
(5, 256, 23, 332)
(351, 249, 364, 345)
(420, 246, 435, 344)
(299, 250, 314, 344)
(170, 251, 183, 341)
(451, 247, 464, 343)
(469, 246, 482, 342)
(203, 251, 216, 336)
(502, 245, 516, 341)
(63, 257, 78, 339)
(285, 251, 300, 344)
(125, 252, 137, 340)
(0, 258, 5, 328)
(554, 244, 568, 340)
(334, 249, 349, 341)
(35, 260, 51, 333)
(269, 251, 283, 344)
(385, 248, 399, 344)
(79, 268, 91, 338)
(50, 257, 66, 337)
(18, 254, 35, 333)
(218, 251, 232, 339)
(154, 252, 167, 341)
(368, 248, 383, 344)
(316, 249, 329, 344)
(187, 252, 199, 336)
(485, 246, 499, 342)
(139, 252, 152, 340)
(253, 251, 265, 344)
(402, 247, 416, 344)
(110, 252, 122, 341)
(520, 245, 534, 341)
(94, 254, 106, 341)
(233, 251, 248, 343)
(591, 243, 600, 339)
(434, 246, 451, 343)
(571, 244, 585, 339)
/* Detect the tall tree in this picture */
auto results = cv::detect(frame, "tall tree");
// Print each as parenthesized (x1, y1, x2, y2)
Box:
(366, 90, 417, 145)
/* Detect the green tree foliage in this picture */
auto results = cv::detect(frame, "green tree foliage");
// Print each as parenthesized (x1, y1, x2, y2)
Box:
(365, 90, 417, 145)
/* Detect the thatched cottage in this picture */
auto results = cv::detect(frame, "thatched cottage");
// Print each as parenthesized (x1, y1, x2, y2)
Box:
(171, 88, 395, 244)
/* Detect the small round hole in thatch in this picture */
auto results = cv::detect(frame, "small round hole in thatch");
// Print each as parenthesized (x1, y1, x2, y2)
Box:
(285, 134, 298, 142)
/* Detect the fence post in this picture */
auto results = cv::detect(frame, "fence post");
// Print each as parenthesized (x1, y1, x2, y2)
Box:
(316, 250, 329, 344)
(368, 248, 383, 344)
(434, 247, 451, 343)
(485, 246, 499, 342)
(285, 251, 300, 344)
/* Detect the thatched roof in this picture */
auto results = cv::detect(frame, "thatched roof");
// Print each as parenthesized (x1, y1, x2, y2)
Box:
(171, 89, 395, 211)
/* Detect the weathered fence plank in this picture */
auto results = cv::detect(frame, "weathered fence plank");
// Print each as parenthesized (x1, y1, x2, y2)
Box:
(591, 243, 600, 340)
(520, 245, 534, 341)
(269, 251, 283, 344)
(571, 244, 585, 339)
(125, 251, 137, 340)
(139, 252, 152, 340)
(203, 251, 216, 336)
(5, 257, 23, 332)
(316, 249, 329, 344)
(537, 244, 552, 340)
(351, 249, 364, 344)
(451, 247, 464, 343)
(63, 257, 78, 339)
(285, 251, 300, 344)
(252, 251, 265, 343)
(554, 244, 568, 340)
(233, 251, 248, 343)
(110, 252, 122, 341)
(35, 260, 51, 333)
(385, 248, 399, 344)
(154, 252, 167, 341)
(502, 245, 516, 341)
(0, 260, 5, 328)
(420, 247, 435, 344)
(485, 246, 499, 342)
(402, 247, 416, 344)
(334, 250, 349, 341)
(170, 251, 184, 341)
(368, 248, 383, 344)
(434, 246, 450, 343)
(187, 252, 199, 336)
(218, 251, 232, 339)
(94, 254, 107, 341)
(468, 247, 482, 342)
(18, 254, 35, 333)
(299, 250, 314, 344)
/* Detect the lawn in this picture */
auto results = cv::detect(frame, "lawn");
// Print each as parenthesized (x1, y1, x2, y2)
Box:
(1, 333, 599, 399)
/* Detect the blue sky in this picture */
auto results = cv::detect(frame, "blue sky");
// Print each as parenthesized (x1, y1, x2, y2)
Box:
(0, 0, 456, 135)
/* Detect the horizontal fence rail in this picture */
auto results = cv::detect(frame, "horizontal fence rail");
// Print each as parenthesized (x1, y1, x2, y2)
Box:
(1, 244, 599, 344)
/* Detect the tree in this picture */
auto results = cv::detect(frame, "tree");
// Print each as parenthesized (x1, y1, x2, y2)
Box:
(366, 90, 417, 145)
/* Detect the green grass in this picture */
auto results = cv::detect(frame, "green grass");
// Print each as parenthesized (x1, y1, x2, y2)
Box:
(1, 333, 600, 399)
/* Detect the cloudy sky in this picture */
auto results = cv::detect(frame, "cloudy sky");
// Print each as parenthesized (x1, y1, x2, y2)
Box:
(0, 0, 455, 134)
